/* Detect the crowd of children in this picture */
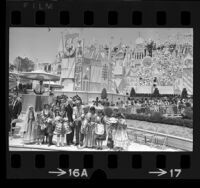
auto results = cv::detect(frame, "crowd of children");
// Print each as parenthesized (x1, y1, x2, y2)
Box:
(21, 97, 129, 151)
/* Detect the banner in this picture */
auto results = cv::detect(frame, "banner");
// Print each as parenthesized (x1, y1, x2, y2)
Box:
(90, 65, 102, 83)
(113, 60, 123, 75)
(74, 57, 82, 91)
(61, 58, 75, 79)
(157, 86, 174, 94)
(174, 78, 183, 94)
(63, 33, 79, 58)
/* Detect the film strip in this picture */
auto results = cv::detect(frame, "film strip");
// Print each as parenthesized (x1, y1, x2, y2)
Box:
(5, 0, 200, 180)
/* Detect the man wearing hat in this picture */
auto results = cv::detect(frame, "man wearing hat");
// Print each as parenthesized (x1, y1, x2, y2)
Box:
(65, 98, 74, 145)
(10, 93, 22, 134)
(34, 80, 45, 95)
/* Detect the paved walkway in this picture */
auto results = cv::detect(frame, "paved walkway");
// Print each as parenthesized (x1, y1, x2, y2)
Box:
(9, 137, 179, 152)
(126, 119, 192, 140)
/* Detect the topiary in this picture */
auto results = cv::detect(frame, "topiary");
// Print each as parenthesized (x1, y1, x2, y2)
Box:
(181, 88, 188, 99)
(130, 87, 136, 97)
(101, 88, 107, 100)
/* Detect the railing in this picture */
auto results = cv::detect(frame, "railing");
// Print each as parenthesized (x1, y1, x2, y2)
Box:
(127, 126, 193, 151)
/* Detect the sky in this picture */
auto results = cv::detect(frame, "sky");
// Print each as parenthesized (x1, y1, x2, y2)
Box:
(9, 27, 193, 64)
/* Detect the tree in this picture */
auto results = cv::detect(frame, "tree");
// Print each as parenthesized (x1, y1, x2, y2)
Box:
(181, 88, 188, 99)
(130, 87, 136, 97)
(101, 88, 107, 100)
(9, 63, 16, 72)
(153, 88, 160, 97)
(13, 56, 35, 72)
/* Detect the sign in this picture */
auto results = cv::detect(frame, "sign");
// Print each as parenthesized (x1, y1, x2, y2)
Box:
(61, 58, 75, 79)
(64, 33, 79, 57)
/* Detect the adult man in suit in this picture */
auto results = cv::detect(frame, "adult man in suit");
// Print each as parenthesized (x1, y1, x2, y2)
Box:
(11, 94, 22, 134)
(9, 96, 13, 131)
(34, 80, 46, 111)
(65, 99, 74, 145)
(73, 99, 84, 146)
(34, 80, 45, 95)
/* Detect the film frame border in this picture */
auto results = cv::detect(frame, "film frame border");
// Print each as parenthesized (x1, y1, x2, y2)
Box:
(5, 0, 200, 180)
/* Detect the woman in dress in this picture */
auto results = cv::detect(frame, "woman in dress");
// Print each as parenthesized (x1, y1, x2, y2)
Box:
(94, 110, 106, 150)
(41, 104, 54, 146)
(112, 113, 129, 151)
(84, 106, 97, 148)
(35, 113, 44, 145)
(23, 106, 37, 144)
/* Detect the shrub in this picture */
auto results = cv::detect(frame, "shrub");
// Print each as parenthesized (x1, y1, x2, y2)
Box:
(136, 108, 141, 114)
(124, 113, 193, 128)
(151, 111, 162, 121)
(118, 107, 126, 114)
(182, 107, 193, 120)
(140, 107, 146, 114)
(182, 119, 193, 128)
(136, 107, 146, 114)
(172, 105, 178, 114)
(101, 88, 107, 100)
(126, 106, 132, 114)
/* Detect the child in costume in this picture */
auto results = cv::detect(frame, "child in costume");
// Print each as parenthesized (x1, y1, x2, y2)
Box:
(94, 110, 106, 150)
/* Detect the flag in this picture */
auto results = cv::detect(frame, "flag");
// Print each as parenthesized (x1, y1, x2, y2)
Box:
(61, 58, 75, 79)
(183, 68, 193, 95)
(90, 65, 102, 83)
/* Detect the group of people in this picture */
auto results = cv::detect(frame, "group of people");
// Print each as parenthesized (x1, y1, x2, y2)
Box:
(21, 96, 129, 150)
(128, 97, 193, 116)
(9, 93, 22, 134)
(93, 95, 193, 117)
